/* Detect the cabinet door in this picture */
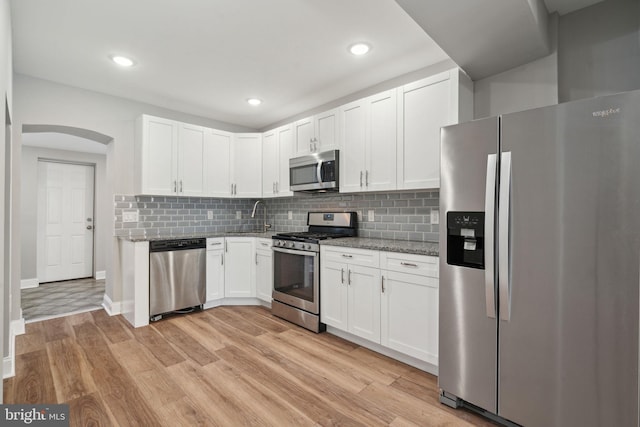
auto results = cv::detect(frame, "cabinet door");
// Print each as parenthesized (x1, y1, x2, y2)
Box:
(256, 249, 273, 302)
(206, 129, 232, 197)
(232, 133, 262, 198)
(276, 125, 293, 196)
(314, 109, 338, 152)
(397, 73, 451, 190)
(178, 123, 206, 196)
(381, 270, 438, 365)
(206, 249, 225, 302)
(224, 238, 256, 297)
(142, 115, 178, 195)
(347, 265, 381, 343)
(320, 260, 348, 330)
(339, 100, 367, 193)
(262, 130, 278, 197)
(366, 90, 397, 191)
(293, 117, 314, 156)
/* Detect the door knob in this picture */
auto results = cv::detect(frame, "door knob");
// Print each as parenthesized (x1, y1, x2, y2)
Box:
(86, 225, 93, 230)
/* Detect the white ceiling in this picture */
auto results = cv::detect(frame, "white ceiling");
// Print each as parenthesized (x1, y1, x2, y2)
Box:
(10, 0, 604, 131)
(10, 0, 449, 130)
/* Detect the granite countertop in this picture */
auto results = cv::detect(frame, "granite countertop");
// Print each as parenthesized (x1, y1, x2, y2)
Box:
(118, 231, 278, 242)
(320, 237, 439, 257)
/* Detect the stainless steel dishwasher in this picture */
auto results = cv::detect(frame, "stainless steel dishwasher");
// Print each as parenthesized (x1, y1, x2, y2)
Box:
(149, 238, 206, 321)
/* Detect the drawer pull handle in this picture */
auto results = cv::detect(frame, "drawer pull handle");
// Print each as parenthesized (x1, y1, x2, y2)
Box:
(261, 242, 269, 246)
(401, 262, 418, 267)
(341, 268, 345, 284)
(381, 276, 385, 293)
(210, 242, 222, 246)
(341, 254, 353, 258)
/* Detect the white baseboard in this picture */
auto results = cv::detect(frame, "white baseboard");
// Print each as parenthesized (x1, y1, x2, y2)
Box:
(326, 326, 439, 376)
(21, 278, 39, 289)
(95, 270, 106, 280)
(2, 319, 24, 379)
(102, 293, 122, 316)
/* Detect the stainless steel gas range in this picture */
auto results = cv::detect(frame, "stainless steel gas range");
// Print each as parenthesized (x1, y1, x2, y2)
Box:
(271, 212, 357, 332)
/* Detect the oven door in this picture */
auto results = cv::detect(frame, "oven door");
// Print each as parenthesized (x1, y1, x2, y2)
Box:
(272, 246, 319, 314)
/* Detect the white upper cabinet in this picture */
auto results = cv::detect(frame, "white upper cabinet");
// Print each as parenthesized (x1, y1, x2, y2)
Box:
(231, 133, 263, 198)
(396, 68, 473, 190)
(293, 109, 339, 156)
(262, 124, 293, 198)
(178, 123, 206, 196)
(135, 115, 178, 196)
(339, 89, 397, 193)
(205, 128, 233, 197)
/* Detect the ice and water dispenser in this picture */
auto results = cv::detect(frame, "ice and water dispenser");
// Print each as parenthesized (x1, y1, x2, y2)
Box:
(446, 212, 485, 269)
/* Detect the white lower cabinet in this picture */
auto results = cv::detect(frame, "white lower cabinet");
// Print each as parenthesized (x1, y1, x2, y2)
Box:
(321, 246, 439, 365)
(206, 238, 225, 302)
(255, 238, 273, 303)
(224, 237, 256, 297)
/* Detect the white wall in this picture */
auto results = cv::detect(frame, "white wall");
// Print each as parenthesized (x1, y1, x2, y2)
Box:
(473, 14, 559, 119)
(12, 74, 254, 312)
(20, 146, 107, 283)
(0, 0, 12, 398)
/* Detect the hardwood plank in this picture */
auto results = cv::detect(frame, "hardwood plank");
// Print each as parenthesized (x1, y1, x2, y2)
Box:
(171, 314, 227, 353)
(108, 339, 163, 375)
(152, 319, 218, 366)
(43, 317, 74, 342)
(15, 327, 46, 355)
(13, 349, 57, 403)
(73, 321, 109, 349)
(207, 359, 317, 427)
(131, 324, 185, 367)
(2, 377, 14, 403)
(278, 329, 399, 386)
(284, 325, 361, 354)
(101, 386, 164, 427)
(232, 305, 292, 333)
(390, 416, 423, 427)
(205, 306, 267, 336)
(65, 311, 95, 327)
(91, 310, 133, 343)
(46, 338, 96, 402)
(167, 359, 269, 426)
(68, 392, 116, 427)
(216, 344, 370, 426)
(391, 377, 500, 427)
(359, 381, 477, 427)
(132, 367, 186, 408)
(156, 396, 217, 427)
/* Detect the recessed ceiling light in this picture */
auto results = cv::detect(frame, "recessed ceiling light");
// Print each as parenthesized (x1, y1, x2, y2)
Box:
(349, 43, 371, 56)
(110, 55, 135, 67)
(247, 98, 262, 106)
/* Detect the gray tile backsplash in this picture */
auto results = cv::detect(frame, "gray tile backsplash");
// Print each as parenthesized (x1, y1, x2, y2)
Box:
(114, 190, 440, 242)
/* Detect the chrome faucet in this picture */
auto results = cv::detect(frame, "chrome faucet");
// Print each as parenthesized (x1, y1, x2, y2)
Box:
(251, 200, 272, 233)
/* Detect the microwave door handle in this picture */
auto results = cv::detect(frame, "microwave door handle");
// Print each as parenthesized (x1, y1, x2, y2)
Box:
(316, 162, 323, 184)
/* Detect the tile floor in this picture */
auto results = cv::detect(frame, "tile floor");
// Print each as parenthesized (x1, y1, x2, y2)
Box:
(21, 277, 105, 322)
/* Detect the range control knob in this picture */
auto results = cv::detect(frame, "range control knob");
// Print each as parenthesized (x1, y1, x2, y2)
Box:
(288, 242, 295, 248)
(304, 244, 311, 250)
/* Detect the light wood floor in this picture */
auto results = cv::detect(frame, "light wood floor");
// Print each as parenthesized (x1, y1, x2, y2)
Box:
(3, 306, 498, 426)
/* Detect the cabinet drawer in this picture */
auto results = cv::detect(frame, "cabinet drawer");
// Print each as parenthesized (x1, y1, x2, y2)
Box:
(256, 238, 273, 250)
(206, 237, 224, 250)
(380, 252, 438, 278)
(321, 246, 379, 268)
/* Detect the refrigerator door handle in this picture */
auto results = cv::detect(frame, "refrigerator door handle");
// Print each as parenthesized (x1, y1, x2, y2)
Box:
(484, 154, 497, 319)
(499, 151, 512, 321)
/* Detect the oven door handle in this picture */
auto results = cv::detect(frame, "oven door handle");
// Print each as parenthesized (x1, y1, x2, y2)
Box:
(272, 247, 318, 257)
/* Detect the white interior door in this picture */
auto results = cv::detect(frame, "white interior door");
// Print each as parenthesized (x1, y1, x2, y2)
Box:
(37, 161, 94, 283)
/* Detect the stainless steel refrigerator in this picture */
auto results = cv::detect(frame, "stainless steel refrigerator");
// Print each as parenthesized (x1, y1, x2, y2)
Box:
(439, 90, 640, 427)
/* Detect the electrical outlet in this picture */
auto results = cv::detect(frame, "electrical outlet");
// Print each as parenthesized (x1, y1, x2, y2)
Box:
(288, 211, 293, 220)
(367, 210, 375, 222)
(207, 210, 213, 220)
(122, 210, 138, 223)
(236, 211, 242, 219)
(431, 209, 440, 225)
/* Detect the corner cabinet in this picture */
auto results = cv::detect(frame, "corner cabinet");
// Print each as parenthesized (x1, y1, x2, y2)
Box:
(396, 68, 473, 190)
(224, 237, 256, 297)
(135, 115, 206, 196)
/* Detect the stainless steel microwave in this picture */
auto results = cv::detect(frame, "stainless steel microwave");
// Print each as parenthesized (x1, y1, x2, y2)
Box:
(289, 150, 339, 192)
